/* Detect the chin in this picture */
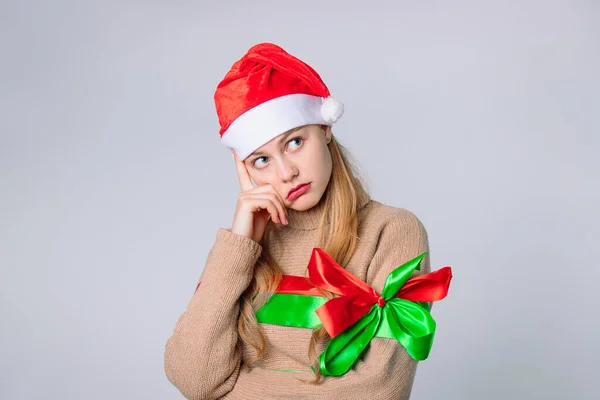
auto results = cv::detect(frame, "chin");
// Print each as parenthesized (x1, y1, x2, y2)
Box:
(288, 192, 322, 211)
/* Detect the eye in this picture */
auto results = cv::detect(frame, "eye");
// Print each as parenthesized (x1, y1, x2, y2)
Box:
(288, 137, 302, 150)
(252, 156, 268, 168)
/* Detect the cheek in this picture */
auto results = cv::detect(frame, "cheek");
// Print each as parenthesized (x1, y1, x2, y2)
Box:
(322, 147, 333, 171)
(325, 155, 333, 179)
(247, 172, 260, 185)
(312, 148, 333, 182)
(251, 171, 273, 186)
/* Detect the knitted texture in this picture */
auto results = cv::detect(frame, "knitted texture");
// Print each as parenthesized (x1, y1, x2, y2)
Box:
(164, 196, 431, 399)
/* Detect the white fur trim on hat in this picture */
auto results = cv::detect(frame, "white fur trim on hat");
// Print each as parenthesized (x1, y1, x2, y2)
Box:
(221, 93, 342, 160)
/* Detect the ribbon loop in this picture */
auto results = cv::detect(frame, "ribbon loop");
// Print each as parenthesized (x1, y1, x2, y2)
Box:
(318, 306, 382, 376)
(381, 252, 427, 300)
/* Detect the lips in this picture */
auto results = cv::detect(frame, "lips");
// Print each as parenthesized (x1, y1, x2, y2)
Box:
(287, 183, 310, 199)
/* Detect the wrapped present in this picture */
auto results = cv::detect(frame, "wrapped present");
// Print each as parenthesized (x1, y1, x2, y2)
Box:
(256, 248, 453, 376)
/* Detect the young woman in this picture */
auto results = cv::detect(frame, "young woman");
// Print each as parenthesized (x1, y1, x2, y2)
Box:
(164, 42, 450, 399)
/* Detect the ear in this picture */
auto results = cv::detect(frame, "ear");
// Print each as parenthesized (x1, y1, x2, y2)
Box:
(321, 125, 332, 143)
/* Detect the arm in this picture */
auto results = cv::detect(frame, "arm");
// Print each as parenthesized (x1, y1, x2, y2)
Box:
(164, 228, 262, 400)
(368, 210, 432, 308)
(321, 210, 431, 399)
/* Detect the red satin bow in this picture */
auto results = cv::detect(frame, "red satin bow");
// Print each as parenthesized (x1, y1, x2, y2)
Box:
(303, 248, 452, 338)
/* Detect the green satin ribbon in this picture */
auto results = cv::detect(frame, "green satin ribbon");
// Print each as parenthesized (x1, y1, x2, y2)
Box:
(255, 294, 327, 329)
(318, 298, 435, 375)
(318, 255, 437, 375)
(256, 293, 430, 334)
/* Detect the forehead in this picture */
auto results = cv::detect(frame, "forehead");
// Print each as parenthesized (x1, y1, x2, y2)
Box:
(248, 125, 312, 157)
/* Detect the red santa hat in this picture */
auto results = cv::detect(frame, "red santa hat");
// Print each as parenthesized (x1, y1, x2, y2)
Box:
(214, 42, 344, 160)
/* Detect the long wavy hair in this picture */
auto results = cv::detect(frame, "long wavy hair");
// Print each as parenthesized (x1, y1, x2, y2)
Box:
(237, 126, 371, 383)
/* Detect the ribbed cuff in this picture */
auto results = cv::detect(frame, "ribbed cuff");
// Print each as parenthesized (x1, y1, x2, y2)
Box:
(216, 228, 263, 256)
(197, 229, 263, 293)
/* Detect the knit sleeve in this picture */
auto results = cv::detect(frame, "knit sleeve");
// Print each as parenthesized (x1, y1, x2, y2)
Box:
(321, 210, 430, 399)
(367, 210, 431, 303)
(164, 228, 262, 400)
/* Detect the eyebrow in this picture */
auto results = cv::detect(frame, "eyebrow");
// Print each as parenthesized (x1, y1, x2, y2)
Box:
(247, 128, 301, 158)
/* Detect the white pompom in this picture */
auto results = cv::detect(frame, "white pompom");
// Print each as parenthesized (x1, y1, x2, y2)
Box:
(320, 96, 344, 123)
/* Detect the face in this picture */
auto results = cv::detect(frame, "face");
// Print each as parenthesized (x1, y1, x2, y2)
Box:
(243, 124, 333, 211)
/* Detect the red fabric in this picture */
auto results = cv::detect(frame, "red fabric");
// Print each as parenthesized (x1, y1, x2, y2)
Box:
(277, 275, 324, 295)
(396, 267, 452, 302)
(306, 248, 381, 337)
(214, 42, 331, 135)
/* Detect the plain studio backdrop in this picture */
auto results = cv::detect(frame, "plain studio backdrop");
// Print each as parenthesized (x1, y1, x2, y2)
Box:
(1, 1, 598, 399)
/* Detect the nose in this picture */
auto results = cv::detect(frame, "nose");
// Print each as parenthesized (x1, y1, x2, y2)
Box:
(275, 156, 298, 182)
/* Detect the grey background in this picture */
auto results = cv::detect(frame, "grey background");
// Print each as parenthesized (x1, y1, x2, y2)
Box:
(1, 1, 598, 399)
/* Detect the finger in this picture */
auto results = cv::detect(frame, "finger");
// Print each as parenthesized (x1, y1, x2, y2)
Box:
(265, 192, 288, 223)
(232, 149, 254, 192)
(250, 197, 281, 223)
(243, 194, 283, 224)
(248, 185, 288, 222)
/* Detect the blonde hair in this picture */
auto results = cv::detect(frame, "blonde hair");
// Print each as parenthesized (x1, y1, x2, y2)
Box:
(237, 126, 370, 383)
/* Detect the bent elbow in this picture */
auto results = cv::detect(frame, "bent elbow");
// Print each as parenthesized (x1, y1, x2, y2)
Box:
(164, 339, 235, 400)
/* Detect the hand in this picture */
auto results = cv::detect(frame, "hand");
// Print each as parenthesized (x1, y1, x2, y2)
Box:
(231, 149, 288, 242)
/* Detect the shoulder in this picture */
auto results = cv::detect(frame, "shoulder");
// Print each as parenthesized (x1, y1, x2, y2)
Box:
(358, 200, 430, 289)
(359, 199, 428, 244)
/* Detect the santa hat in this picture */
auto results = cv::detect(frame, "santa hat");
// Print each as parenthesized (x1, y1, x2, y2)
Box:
(214, 42, 344, 160)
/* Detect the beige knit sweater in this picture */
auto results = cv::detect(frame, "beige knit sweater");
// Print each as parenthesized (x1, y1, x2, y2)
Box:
(164, 195, 431, 399)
